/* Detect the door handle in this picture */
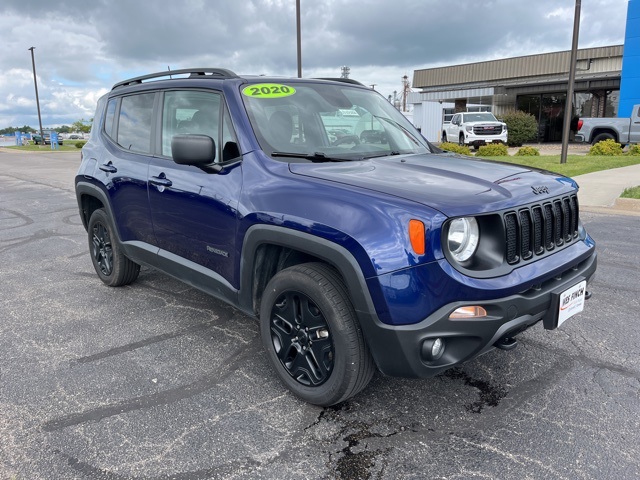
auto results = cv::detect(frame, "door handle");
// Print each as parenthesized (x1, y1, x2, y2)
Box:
(150, 175, 173, 188)
(99, 162, 117, 173)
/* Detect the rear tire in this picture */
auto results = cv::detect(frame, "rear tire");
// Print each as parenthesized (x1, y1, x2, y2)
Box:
(260, 262, 375, 406)
(441, 132, 447, 143)
(88, 208, 140, 287)
(592, 132, 615, 145)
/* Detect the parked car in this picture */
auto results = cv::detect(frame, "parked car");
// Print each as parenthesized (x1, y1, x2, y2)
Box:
(442, 112, 507, 149)
(360, 129, 387, 143)
(75, 68, 596, 406)
(575, 104, 640, 145)
(33, 130, 63, 145)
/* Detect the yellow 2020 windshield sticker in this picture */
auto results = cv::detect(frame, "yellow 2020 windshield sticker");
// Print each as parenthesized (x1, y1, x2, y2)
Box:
(242, 84, 296, 98)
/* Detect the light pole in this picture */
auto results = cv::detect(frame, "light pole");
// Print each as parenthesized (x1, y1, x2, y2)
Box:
(296, 0, 302, 78)
(28, 47, 45, 146)
(561, 0, 581, 164)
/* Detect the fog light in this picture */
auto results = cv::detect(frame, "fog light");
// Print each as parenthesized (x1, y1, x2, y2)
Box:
(422, 338, 445, 362)
(449, 306, 487, 319)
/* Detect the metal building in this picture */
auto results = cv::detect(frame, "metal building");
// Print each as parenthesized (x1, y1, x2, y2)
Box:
(409, 45, 623, 143)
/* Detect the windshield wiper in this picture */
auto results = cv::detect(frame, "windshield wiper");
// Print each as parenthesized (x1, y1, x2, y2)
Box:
(361, 151, 401, 159)
(271, 151, 352, 162)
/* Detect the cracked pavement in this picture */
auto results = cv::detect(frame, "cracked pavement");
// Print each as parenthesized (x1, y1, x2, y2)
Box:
(1, 151, 639, 479)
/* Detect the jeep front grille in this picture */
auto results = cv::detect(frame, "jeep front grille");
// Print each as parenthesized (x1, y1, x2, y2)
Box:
(504, 194, 579, 265)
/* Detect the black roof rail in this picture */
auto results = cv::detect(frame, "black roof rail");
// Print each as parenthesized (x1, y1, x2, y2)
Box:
(313, 77, 365, 86)
(112, 68, 239, 90)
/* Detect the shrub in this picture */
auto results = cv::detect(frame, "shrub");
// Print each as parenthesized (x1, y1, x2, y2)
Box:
(498, 110, 538, 147)
(514, 146, 540, 156)
(75, 141, 86, 149)
(626, 144, 640, 156)
(588, 138, 623, 156)
(439, 142, 471, 156)
(476, 143, 508, 157)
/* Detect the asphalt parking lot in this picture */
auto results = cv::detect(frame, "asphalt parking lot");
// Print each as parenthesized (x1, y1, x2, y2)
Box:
(1, 151, 639, 479)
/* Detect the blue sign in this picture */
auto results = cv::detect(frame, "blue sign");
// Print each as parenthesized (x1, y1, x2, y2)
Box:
(619, 0, 640, 117)
(15, 131, 22, 145)
(50, 131, 59, 149)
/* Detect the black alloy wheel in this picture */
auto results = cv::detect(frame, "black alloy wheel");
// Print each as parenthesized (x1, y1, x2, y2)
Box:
(87, 208, 140, 287)
(260, 263, 375, 406)
(268, 290, 334, 386)
(92, 221, 113, 276)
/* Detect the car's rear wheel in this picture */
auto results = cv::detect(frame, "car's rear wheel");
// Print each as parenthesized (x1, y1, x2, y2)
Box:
(442, 132, 447, 143)
(88, 208, 140, 287)
(260, 263, 374, 406)
(592, 132, 615, 145)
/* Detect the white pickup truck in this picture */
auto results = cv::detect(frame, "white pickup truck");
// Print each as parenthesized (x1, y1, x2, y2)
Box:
(575, 104, 640, 145)
(441, 112, 507, 149)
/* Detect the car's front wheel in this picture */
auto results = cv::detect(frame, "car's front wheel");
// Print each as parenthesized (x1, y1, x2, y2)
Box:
(87, 208, 140, 287)
(260, 263, 375, 406)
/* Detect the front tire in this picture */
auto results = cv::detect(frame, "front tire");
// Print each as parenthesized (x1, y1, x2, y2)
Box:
(459, 134, 465, 146)
(88, 208, 140, 287)
(441, 132, 447, 143)
(260, 263, 374, 406)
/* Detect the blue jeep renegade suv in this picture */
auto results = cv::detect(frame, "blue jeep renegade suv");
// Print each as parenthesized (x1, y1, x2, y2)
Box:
(75, 68, 597, 406)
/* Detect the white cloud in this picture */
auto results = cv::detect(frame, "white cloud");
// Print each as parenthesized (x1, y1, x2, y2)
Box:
(0, 0, 628, 128)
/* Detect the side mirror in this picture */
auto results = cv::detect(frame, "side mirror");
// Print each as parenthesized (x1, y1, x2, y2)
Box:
(171, 134, 217, 167)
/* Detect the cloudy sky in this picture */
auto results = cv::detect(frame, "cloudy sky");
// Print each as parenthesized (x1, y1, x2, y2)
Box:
(0, 0, 629, 129)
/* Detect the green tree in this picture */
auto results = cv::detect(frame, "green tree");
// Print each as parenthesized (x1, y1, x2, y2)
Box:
(72, 118, 92, 134)
(498, 110, 538, 147)
(0, 125, 34, 135)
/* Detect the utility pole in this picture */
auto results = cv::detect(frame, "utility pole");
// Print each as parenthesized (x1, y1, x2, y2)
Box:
(296, 0, 302, 78)
(402, 75, 410, 112)
(28, 47, 45, 146)
(561, 0, 581, 164)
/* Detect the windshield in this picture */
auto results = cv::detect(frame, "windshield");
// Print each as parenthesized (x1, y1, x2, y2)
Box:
(462, 113, 498, 122)
(241, 81, 432, 161)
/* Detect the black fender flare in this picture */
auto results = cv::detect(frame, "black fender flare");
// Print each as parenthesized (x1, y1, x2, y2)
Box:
(75, 181, 117, 233)
(238, 224, 378, 323)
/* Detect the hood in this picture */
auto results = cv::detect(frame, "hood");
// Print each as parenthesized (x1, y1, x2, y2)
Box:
(464, 120, 505, 125)
(288, 152, 577, 217)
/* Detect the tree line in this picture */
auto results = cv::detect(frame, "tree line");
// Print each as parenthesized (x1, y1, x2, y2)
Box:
(0, 119, 92, 135)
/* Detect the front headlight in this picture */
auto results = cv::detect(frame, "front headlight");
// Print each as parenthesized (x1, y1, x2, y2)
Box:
(465, 125, 473, 133)
(447, 217, 479, 262)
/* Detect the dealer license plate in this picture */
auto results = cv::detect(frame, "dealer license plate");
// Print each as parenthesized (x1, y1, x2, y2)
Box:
(557, 280, 587, 327)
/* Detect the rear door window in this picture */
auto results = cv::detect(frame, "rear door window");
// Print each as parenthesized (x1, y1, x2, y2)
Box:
(117, 93, 155, 153)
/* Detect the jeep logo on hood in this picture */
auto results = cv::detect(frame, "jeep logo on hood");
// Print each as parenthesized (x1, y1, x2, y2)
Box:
(532, 185, 550, 195)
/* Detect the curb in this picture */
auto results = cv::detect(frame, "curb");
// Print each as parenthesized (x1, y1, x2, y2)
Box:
(614, 197, 640, 212)
(582, 201, 640, 217)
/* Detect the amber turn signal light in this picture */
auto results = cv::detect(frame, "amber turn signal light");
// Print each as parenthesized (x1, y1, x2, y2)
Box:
(409, 219, 425, 255)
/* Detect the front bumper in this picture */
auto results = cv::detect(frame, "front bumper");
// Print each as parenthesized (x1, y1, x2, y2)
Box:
(464, 132, 507, 145)
(360, 251, 597, 378)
